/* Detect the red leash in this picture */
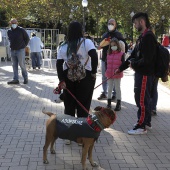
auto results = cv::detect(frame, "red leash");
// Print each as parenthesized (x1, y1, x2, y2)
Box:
(65, 87, 89, 114)
(54, 72, 116, 114)
(94, 73, 116, 89)
(53, 81, 89, 114)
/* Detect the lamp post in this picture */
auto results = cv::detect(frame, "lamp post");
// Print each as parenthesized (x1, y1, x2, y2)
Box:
(82, 0, 88, 33)
(59, 20, 63, 34)
(96, 3, 102, 43)
(130, 11, 135, 43)
(161, 15, 165, 43)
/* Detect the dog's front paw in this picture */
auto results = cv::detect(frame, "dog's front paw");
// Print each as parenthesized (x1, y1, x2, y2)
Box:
(43, 159, 49, 164)
(82, 166, 88, 170)
(50, 149, 56, 154)
(90, 161, 98, 167)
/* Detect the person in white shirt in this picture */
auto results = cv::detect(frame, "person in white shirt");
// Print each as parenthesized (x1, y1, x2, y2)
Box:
(29, 32, 43, 69)
(57, 21, 98, 118)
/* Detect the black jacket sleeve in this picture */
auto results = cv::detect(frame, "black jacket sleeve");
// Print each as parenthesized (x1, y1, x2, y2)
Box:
(121, 53, 125, 63)
(119, 32, 157, 75)
(88, 49, 98, 74)
(119, 49, 136, 71)
(131, 34, 156, 70)
(22, 28, 30, 46)
(56, 59, 65, 81)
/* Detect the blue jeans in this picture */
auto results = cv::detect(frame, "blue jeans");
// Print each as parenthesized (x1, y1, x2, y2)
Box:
(11, 48, 28, 81)
(101, 60, 116, 96)
(31, 52, 41, 68)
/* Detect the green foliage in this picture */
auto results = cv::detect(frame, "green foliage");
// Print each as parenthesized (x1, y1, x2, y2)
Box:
(0, 9, 8, 27)
(0, 0, 169, 40)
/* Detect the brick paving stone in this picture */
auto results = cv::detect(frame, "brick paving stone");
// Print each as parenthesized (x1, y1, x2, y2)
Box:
(0, 167, 9, 170)
(0, 61, 170, 170)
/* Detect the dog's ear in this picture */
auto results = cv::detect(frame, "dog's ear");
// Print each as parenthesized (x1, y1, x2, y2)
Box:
(94, 106, 103, 111)
(105, 108, 117, 123)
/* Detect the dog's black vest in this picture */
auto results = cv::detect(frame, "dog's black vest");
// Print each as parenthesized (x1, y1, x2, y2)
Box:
(56, 114, 100, 142)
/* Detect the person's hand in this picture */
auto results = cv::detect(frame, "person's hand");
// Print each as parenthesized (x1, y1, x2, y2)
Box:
(91, 73, 96, 80)
(114, 68, 120, 74)
(59, 81, 66, 89)
(128, 58, 135, 69)
(128, 60, 132, 68)
(97, 46, 102, 50)
(105, 37, 111, 42)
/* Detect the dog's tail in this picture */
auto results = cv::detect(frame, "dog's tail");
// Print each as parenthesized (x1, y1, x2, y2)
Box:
(42, 107, 55, 117)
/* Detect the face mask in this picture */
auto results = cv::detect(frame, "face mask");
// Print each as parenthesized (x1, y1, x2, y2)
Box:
(12, 24, 17, 29)
(108, 25, 114, 31)
(111, 46, 117, 51)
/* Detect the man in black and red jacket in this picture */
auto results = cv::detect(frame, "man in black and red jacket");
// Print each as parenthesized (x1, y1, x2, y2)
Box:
(115, 12, 157, 135)
(97, 18, 128, 101)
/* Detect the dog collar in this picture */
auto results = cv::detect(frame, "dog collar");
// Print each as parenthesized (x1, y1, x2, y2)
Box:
(86, 114, 105, 131)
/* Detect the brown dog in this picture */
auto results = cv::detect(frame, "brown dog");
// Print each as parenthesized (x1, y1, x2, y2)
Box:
(42, 106, 116, 170)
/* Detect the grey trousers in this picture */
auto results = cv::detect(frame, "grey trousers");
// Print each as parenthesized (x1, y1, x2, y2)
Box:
(107, 78, 121, 100)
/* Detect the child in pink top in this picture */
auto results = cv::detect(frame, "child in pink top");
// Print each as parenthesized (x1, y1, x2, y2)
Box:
(105, 38, 125, 111)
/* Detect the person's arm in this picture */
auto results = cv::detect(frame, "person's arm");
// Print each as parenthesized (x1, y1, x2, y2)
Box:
(56, 45, 66, 82)
(56, 59, 65, 82)
(131, 34, 156, 70)
(98, 32, 109, 49)
(40, 40, 44, 48)
(121, 53, 125, 63)
(119, 48, 136, 71)
(88, 49, 98, 74)
(22, 29, 30, 46)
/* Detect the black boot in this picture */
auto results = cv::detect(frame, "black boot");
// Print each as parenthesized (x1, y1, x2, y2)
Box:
(114, 100, 121, 111)
(107, 99, 112, 109)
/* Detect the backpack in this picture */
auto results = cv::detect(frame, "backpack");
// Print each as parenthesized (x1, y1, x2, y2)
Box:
(155, 43, 170, 81)
(66, 39, 89, 82)
(146, 31, 170, 81)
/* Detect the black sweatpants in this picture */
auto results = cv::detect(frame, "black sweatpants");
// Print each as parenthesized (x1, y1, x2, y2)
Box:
(63, 70, 96, 118)
(134, 72, 155, 126)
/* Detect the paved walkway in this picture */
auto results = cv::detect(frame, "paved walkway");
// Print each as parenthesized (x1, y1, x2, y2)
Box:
(0, 61, 170, 170)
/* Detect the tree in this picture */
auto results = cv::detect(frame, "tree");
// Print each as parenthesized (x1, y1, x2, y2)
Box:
(0, 0, 169, 39)
(0, 9, 8, 27)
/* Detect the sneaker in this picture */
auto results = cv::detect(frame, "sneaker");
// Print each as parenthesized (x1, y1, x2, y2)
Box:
(128, 124, 147, 135)
(134, 123, 152, 130)
(23, 79, 28, 84)
(7, 80, 19, 85)
(128, 128, 147, 135)
(65, 140, 71, 145)
(151, 110, 157, 116)
(146, 123, 152, 130)
(97, 93, 107, 100)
